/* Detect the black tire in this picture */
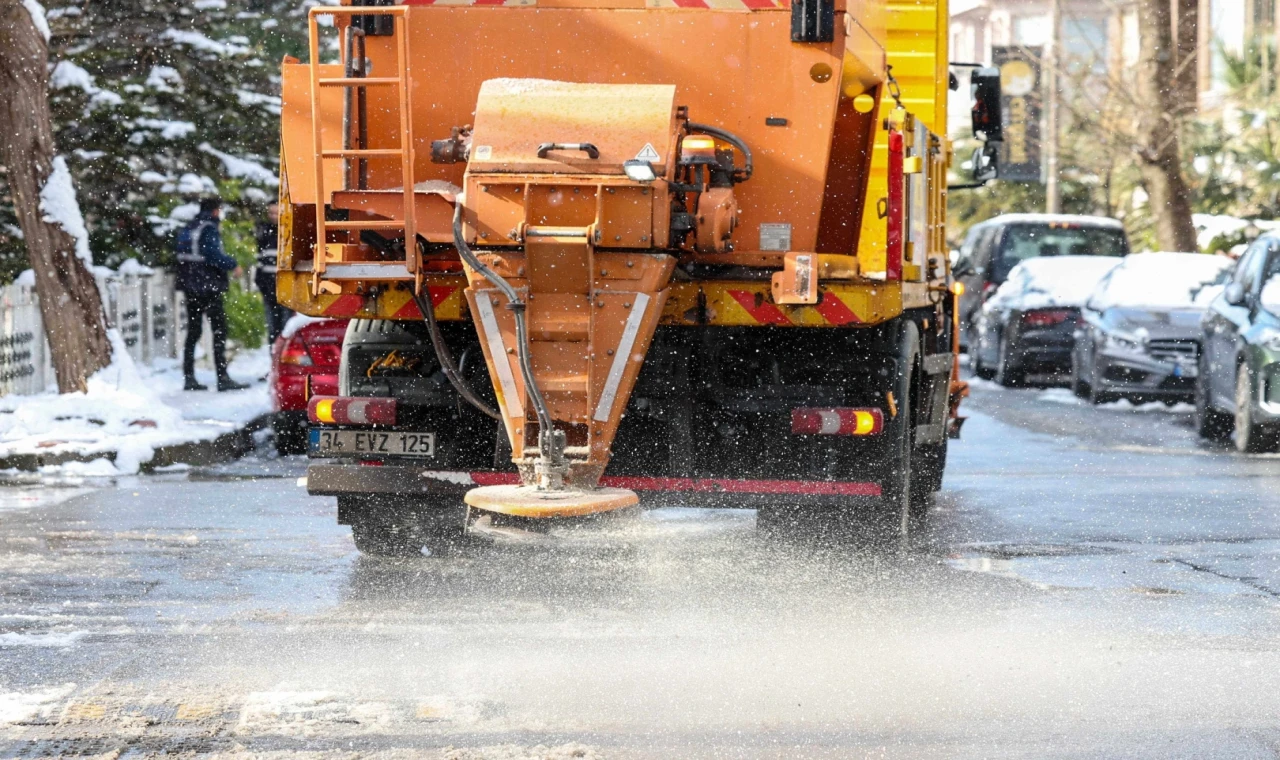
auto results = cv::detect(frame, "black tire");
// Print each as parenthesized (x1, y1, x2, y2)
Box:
(910, 440, 947, 518)
(970, 329, 996, 380)
(351, 519, 427, 557)
(994, 331, 1024, 388)
(1070, 349, 1091, 399)
(272, 414, 308, 455)
(873, 322, 919, 541)
(343, 495, 465, 557)
(1234, 363, 1280, 453)
(1087, 382, 1117, 406)
(1194, 356, 1232, 441)
(1087, 361, 1118, 405)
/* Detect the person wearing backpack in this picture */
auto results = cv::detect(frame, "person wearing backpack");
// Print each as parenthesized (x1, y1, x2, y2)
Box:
(254, 203, 292, 345)
(176, 197, 248, 392)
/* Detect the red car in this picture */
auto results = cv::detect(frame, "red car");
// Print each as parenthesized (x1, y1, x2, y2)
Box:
(270, 317, 346, 454)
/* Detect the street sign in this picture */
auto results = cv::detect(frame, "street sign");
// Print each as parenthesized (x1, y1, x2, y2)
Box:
(992, 46, 1042, 183)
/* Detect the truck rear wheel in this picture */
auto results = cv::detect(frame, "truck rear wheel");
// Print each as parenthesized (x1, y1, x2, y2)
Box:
(871, 321, 920, 541)
(911, 439, 946, 511)
(341, 495, 466, 557)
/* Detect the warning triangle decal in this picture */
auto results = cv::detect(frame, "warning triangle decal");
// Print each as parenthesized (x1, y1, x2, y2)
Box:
(634, 143, 661, 162)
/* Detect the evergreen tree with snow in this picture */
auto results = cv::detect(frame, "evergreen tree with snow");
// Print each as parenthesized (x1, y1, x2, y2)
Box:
(0, 0, 309, 281)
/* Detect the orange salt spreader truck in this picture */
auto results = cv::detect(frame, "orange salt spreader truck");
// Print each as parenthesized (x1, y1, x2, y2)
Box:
(279, 0, 1003, 554)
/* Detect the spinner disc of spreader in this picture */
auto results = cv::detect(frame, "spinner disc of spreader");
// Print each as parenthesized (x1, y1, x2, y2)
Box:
(464, 485, 638, 519)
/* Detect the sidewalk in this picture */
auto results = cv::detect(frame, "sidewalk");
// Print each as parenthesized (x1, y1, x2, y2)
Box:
(0, 333, 273, 477)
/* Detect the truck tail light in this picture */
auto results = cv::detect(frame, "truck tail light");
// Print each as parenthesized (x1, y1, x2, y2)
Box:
(791, 407, 883, 436)
(885, 129, 904, 281)
(279, 336, 313, 366)
(305, 340, 342, 368)
(308, 396, 397, 426)
(1021, 308, 1074, 327)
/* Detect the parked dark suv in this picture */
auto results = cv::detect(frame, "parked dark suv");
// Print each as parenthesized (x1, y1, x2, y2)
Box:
(1196, 234, 1280, 452)
(954, 214, 1131, 350)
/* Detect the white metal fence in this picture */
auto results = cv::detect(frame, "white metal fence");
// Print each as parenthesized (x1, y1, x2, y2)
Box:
(0, 268, 213, 397)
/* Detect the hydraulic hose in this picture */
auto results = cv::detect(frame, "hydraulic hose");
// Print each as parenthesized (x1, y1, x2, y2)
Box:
(410, 285, 500, 421)
(449, 203, 559, 467)
(686, 122, 753, 183)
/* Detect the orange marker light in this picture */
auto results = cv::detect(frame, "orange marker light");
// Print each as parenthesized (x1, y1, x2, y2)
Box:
(313, 398, 335, 423)
(679, 135, 717, 165)
(951, 281, 965, 296)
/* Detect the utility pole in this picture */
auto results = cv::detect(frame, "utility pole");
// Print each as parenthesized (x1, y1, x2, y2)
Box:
(1044, 0, 1062, 213)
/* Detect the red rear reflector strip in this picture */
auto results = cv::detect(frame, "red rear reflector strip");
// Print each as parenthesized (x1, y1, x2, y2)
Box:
(885, 129, 904, 282)
(466, 471, 880, 496)
(308, 396, 397, 426)
(791, 407, 884, 436)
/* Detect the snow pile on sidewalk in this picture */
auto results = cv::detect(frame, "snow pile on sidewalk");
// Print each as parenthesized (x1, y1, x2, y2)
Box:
(0, 332, 270, 475)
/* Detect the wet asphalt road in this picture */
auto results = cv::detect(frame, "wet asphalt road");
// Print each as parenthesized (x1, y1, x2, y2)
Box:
(2, 378, 1280, 758)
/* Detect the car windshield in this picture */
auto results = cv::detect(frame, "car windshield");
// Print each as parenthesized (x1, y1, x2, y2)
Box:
(1089, 253, 1233, 310)
(996, 223, 1129, 279)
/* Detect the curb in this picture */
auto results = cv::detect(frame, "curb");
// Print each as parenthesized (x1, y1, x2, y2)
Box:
(0, 413, 275, 474)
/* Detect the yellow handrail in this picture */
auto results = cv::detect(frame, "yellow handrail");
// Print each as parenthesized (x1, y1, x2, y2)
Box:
(306, 6, 417, 293)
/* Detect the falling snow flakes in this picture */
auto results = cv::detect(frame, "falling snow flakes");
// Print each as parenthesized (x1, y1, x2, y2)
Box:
(198, 143, 278, 186)
(39, 157, 93, 265)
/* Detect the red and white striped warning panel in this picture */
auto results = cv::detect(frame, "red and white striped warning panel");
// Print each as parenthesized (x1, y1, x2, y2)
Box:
(402, 0, 787, 8)
(421, 471, 881, 496)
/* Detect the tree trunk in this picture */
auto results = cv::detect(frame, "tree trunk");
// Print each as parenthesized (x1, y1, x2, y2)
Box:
(1171, 0, 1198, 116)
(0, 0, 111, 393)
(1135, 0, 1199, 253)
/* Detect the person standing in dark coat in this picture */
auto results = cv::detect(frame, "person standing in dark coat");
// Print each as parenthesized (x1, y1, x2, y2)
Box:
(254, 203, 292, 345)
(176, 197, 249, 392)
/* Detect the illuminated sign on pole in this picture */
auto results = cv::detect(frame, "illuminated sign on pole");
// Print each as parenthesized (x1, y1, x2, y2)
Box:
(992, 46, 1042, 183)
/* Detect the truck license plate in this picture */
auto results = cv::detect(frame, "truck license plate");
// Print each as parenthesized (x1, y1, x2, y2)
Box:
(309, 429, 436, 458)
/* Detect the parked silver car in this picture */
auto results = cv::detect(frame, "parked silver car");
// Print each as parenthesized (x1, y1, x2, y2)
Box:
(1071, 252, 1232, 404)
(972, 256, 1121, 386)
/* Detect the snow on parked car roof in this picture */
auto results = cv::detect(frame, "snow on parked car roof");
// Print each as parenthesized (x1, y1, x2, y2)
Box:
(1086, 252, 1233, 311)
(280, 313, 340, 340)
(1262, 274, 1280, 316)
(983, 213, 1124, 229)
(986, 255, 1122, 311)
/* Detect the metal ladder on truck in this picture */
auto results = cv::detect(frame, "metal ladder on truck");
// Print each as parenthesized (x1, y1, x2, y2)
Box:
(306, 5, 419, 294)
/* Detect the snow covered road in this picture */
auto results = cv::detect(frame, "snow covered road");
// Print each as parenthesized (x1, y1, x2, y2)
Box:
(1, 379, 1280, 758)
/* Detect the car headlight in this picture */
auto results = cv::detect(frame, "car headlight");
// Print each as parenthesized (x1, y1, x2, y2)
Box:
(1104, 331, 1145, 352)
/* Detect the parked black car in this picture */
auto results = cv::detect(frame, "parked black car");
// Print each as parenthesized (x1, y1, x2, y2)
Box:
(954, 214, 1130, 350)
(1071, 252, 1232, 405)
(1196, 235, 1280, 452)
(971, 256, 1122, 386)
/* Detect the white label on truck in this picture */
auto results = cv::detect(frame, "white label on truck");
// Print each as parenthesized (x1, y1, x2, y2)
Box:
(760, 223, 792, 251)
(635, 143, 660, 162)
(473, 145, 492, 160)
